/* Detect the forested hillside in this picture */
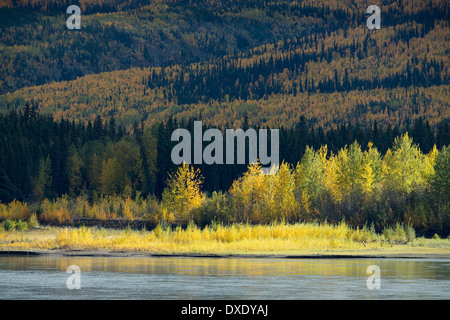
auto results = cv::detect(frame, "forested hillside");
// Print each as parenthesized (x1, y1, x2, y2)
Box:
(0, 0, 449, 130)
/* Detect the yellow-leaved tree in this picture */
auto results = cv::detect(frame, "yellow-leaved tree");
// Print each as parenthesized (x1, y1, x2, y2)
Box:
(228, 162, 267, 223)
(294, 146, 326, 221)
(162, 163, 204, 223)
(268, 162, 297, 223)
(383, 133, 426, 195)
(361, 142, 382, 197)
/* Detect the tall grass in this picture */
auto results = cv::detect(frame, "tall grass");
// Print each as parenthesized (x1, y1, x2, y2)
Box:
(47, 221, 394, 254)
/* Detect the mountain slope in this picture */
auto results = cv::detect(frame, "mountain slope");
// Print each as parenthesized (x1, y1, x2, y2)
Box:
(0, 0, 449, 130)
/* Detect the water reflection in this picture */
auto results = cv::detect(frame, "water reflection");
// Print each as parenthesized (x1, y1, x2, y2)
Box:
(0, 256, 449, 299)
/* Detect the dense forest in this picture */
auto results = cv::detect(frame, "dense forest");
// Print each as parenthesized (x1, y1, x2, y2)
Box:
(1, 0, 449, 130)
(0, 108, 448, 236)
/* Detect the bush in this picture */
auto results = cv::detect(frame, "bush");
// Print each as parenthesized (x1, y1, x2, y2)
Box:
(16, 219, 28, 232)
(0, 200, 29, 220)
(196, 191, 232, 226)
(28, 213, 39, 229)
(3, 219, 16, 231)
(405, 224, 416, 242)
(383, 223, 411, 243)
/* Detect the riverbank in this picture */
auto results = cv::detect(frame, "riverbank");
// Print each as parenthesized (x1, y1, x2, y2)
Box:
(1, 223, 449, 259)
(1, 248, 449, 259)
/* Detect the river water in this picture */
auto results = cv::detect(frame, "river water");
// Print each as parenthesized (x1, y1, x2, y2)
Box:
(0, 256, 449, 299)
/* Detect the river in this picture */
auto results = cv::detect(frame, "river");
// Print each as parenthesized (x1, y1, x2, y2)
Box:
(0, 255, 449, 299)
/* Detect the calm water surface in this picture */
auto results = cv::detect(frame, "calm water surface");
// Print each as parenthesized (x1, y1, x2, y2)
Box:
(0, 256, 449, 299)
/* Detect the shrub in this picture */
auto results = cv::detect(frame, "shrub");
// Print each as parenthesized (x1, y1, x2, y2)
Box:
(3, 219, 16, 231)
(1, 200, 29, 220)
(405, 224, 416, 242)
(16, 219, 28, 232)
(383, 223, 410, 243)
(28, 213, 39, 229)
(196, 191, 231, 226)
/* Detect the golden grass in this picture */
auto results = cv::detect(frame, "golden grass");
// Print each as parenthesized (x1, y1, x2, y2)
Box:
(53, 222, 382, 252)
(2, 221, 448, 256)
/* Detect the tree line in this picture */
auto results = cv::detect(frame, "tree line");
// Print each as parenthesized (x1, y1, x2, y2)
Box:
(1, 120, 448, 237)
(1, 106, 449, 235)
